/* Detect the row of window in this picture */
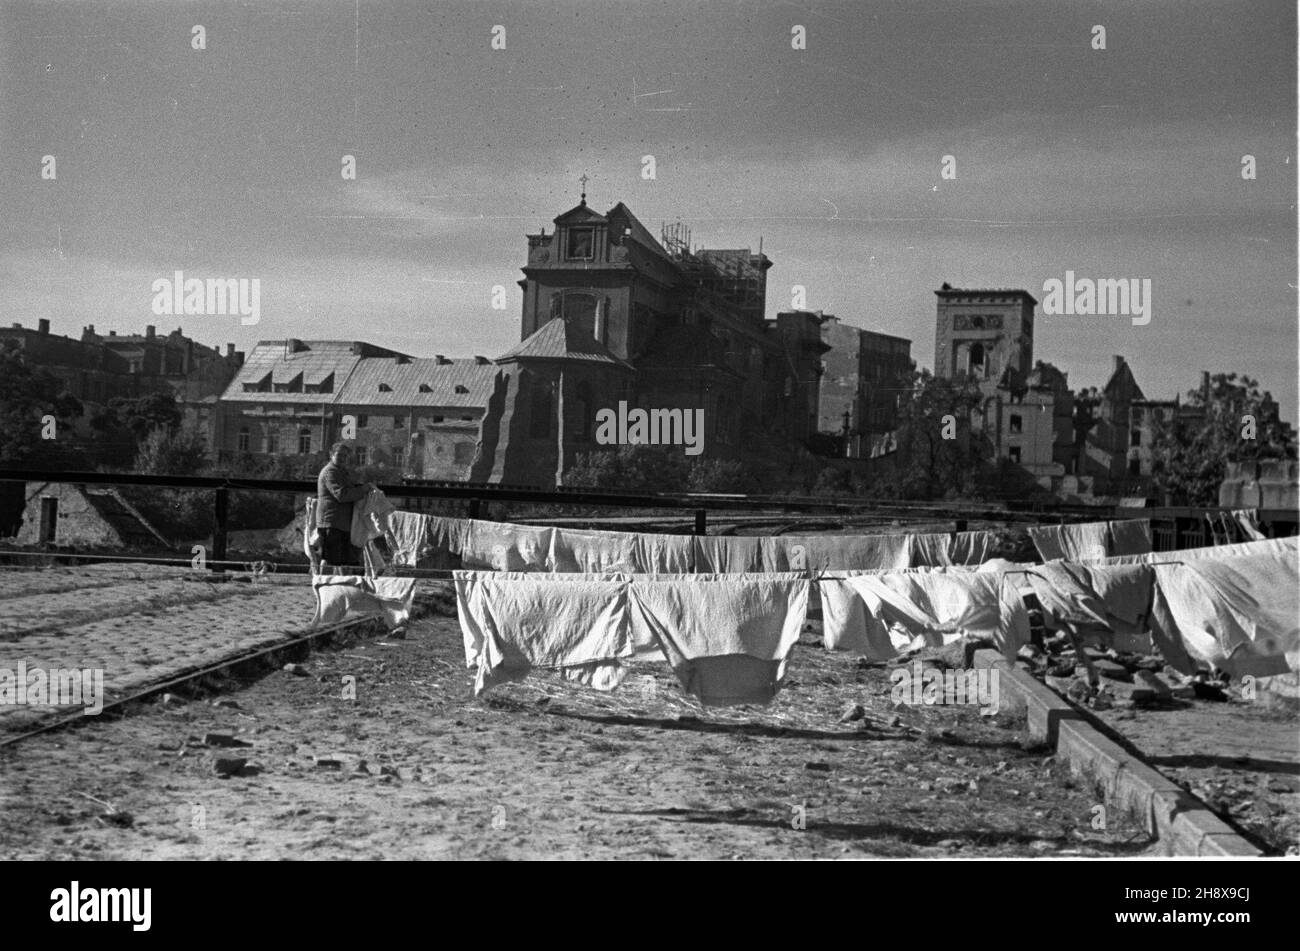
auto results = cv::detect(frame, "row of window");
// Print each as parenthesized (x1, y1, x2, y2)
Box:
(237, 427, 315, 455)
(233, 428, 475, 468)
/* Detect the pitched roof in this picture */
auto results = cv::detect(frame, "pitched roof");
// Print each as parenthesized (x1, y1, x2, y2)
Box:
(553, 201, 607, 226)
(934, 286, 1038, 305)
(1102, 358, 1145, 401)
(497, 317, 633, 369)
(606, 202, 676, 267)
(222, 341, 391, 402)
(334, 357, 498, 408)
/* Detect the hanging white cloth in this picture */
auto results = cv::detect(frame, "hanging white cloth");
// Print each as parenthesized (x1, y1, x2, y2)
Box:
(311, 574, 416, 631)
(626, 574, 809, 706)
(455, 572, 634, 695)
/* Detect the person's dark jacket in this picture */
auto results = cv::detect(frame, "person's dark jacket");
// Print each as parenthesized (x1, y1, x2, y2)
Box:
(317, 462, 367, 530)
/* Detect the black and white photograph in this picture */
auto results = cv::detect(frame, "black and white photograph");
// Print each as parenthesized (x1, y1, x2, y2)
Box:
(0, 0, 1296, 898)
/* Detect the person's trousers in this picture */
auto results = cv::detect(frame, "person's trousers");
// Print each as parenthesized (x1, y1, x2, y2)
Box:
(321, 527, 359, 570)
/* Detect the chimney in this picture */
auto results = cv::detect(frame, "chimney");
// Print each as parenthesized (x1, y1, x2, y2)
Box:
(474, 355, 490, 365)
(37, 318, 49, 335)
(226, 343, 236, 358)
(11, 322, 20, 329)
(435, 355, 451, 365)
(1112, 355, 1124, 374)
(145, 325, 156, 339)
(1201, 370, 1210, 397)
(108, 330, 116, 336)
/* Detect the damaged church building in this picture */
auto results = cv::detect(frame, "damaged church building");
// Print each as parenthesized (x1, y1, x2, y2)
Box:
(213, 193, 914, 485)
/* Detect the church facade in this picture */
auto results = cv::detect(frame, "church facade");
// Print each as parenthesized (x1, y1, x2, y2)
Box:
(469, 194, 800, 484)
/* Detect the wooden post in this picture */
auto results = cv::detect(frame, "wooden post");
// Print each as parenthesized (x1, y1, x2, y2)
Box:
(212, 488, 229, 568)
(555, 370, 565, 488)
(694, 509, 707, 536)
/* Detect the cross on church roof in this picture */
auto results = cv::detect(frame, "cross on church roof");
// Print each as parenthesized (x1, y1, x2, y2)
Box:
(579, 173, 589, 205)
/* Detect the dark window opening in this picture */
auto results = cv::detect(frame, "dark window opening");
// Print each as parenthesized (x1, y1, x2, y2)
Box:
(567, 228, 594, 260)
(39, 497, 57, 544)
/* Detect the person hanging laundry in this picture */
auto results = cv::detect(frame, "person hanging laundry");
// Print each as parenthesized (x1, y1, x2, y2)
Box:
(626, 574, 809, 706)
(455, 572, 634, 695)
(316, 442, 375, 572)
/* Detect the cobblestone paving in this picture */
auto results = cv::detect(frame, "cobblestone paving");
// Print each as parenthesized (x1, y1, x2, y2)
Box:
(0, 567, 317, 732)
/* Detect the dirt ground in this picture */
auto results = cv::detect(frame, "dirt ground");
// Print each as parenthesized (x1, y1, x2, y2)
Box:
(1092, 699, 1299, 854)
(0, 589, 1159, 860)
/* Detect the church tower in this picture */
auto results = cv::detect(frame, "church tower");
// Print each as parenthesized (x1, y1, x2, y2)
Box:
(933, 285, 1036, 392)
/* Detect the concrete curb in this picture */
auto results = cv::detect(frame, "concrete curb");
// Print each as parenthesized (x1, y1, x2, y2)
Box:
(972, 648, 1262, 857)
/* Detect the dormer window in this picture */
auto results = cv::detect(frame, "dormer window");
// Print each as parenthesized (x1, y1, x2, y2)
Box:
(378, 382, 392, 392)
(454, 384, 469, 394)
(567, 227, 594, 260)
(418, 383, 433, 393)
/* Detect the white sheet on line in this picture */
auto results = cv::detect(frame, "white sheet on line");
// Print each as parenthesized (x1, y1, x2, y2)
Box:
(1108, 519, 1153, 556)
(1232, 509, 1266, 541)
(548, 527, 695, 574)
(1092, 535, 1298, 566)
(463, 519, 556, 571)
(783, 533, 915, 571)
(1149, 549, 1300, 677)
(626, 574, 809, 707)
(1020, 562, 1154, 653)
(820, 569, 1028, 661)
(455, 572, 634, 695)
(691, 535, 767, 573)
(311, 575, 416, 631)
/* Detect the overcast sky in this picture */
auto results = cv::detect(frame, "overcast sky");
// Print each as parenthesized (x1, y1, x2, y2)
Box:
(1, 0, 1295, 417)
